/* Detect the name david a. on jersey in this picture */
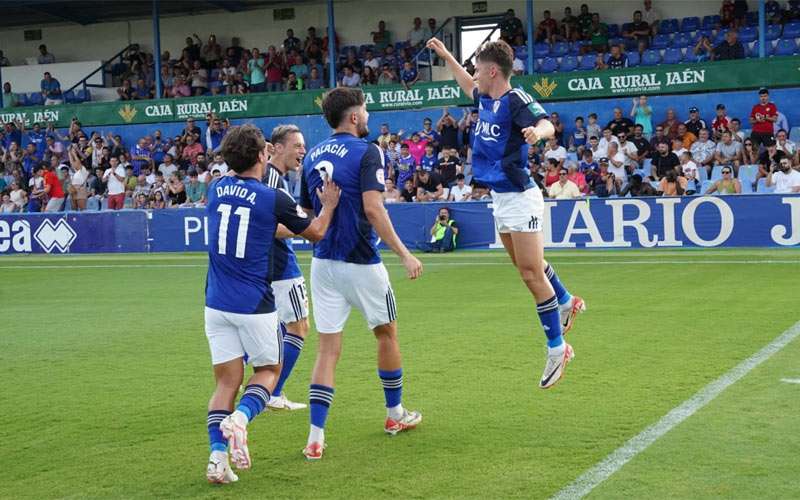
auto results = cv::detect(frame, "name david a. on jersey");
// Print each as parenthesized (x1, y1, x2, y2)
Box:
(216, 182, 257, 204)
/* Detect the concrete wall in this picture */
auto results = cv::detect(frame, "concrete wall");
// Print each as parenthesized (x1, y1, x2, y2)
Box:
(0, 0, 721, 64)
(3, 61, 104, 93)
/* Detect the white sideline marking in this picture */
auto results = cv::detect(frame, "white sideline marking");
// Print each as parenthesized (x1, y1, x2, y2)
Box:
(552, 320, 800, 500)
(780, 378, 800, 384)
(0, 260, 798, 270)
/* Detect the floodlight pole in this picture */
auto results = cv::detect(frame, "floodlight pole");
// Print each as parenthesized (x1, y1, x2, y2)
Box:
(526, 0, 534, 75)
(153, 0, 163, 98)
(758, 0, 766, 58)
(327, 0, 337, 89)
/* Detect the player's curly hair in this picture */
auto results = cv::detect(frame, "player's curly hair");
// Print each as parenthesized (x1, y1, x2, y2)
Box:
(475, 40, 514, 79)
(220, 124, 266, 174)
(322, 87, 365, 129)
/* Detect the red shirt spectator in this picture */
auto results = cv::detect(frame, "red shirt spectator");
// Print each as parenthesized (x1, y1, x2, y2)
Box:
(181, 139, 204, 166)
(44, 169, 64, 198)
(750, 88, 778, 148)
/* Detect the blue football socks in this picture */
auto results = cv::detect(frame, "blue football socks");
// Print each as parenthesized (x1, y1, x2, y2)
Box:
(537, 295, 564, 348)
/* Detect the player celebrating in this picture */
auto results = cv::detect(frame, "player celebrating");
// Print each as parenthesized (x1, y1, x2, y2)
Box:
(299, 88, 423, 460)
(426, 37, 585, 389)
(262, 124, 311, 411)
(204, 124, 340, 483)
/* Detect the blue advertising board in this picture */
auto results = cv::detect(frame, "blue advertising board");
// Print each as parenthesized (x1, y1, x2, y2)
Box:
(1, 194, 799, 255)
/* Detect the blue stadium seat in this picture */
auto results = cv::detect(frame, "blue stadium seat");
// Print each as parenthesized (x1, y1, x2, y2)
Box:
(394, 41, 409, 50)
(551, 41, 569, 57)
(63, 90, 76, 103)
(774, 38, 798, 56)
(740, 179, 753, 193)
(28, 92, 44, 105)
(659, 18, 680, 34)
(750, 40, 774, 57)
(359, 44, 375, 55)
(738, 165, 758, 184)
(746, 11, 760, 27)
(680, 16, 700, 32)
(210, 69, 221, 81)
(16, 93, 28, 106)
(709, 165, 724, 182)
(569, 41, 587, 55)
(700, 180, 714, 193)
(559, 55, 578, 72)
(534, 43, 550, 58)
(641, 49, 661, 66)
(671, 33, 692, 48)
(783, 22, 800, 38)
(662, 48, 683, 65)
(766, 24, 783, 41)
(789, 126, 800, 143)
(698, 166, 709, 182)
(621, 23, 634, 34)
(701, 15, 720, 30)
(538, 57, 558, 73)
(738, 26, 758, 43)
(757, 178, 775, 193)
(76, 89, 91, 102)
(626, 51, 640, 66)
(578, 54, 597, 70)
(608, 37, 625, 48)
(607, 24, 620, 38)
(651, 34, 671, 49)
(514, 45, 527, 58)
(713, 29, 729, 45)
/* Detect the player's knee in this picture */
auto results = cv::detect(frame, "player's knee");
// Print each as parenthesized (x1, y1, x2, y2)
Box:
(318, 340, 343, 360)
(518, 264, 547, 285)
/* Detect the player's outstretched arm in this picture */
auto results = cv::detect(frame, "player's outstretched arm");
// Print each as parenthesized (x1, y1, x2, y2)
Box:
(363, 190, 423, 280)
(426, 37, 476, 99)
(522, 119, 556, 145)
(297, 178, 341, 242)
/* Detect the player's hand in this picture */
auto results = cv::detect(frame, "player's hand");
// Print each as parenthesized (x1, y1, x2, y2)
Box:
(317, 177, 341, 210)
(522, 126, 539, 145)
(401, 253, 423, 280)
(426, 37, 449, 58)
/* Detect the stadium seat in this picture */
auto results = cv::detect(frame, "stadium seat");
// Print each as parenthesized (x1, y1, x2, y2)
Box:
(359, 44, 374, 54)
(76, 89, 91, 102)
(622, 23, 634, 35)
(27, 92, 44, 105)
(740, 179, 753, 193)
(738, 165, 758, 184)
(746, 11, 760, 27)
(750, 41, 774, 57)
(659, 19, 679, 34)
(680, 17, 700, 32)
(640, 49, 661, 66)
(710, 165, 724, 182)
(700, 180, 714, 193)
(550, 42, 569, 57)
(671, 33, 692, 48)
(713, 29, 729, 45)
(559, 55, 579, 72)
(757, 178, 775, 193)
(538, 57, 558, 73)
(63, 90, 77, 103)
(766, 24, 783, 41)
(16, 93, 28, 106)
(701, 15, 720, 30)
(569, 41, 587, 55)
(789, 127, 800, 143)
(738, 26, 758, 43)
(651, 34, 671, 49)
(534, 43, 550, 58)
(774, 38, 798, 56)
(579, 54, 597, 70)
(608, 37, 625, 48)
(662, 48, 683, 64)
(607, 24, 620, 38)
(626, 51, 640, 66)
(784, 22, 800, 38)
(698, 166, 709, 182)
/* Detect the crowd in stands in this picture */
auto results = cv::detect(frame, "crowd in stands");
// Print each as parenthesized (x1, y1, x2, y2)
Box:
(2, 86, 798, 214)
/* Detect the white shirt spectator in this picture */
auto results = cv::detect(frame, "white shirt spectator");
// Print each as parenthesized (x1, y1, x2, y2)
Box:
(408, 26, 432, 47)
(512, 57, 526, 75)
(104, 165, 126, 195)
(145, 171, 157, 185)
(341, 72, 361, 87)
(544, 145, 567, 162)
(597, 136, 620, 159)
(715, 140, 742, 162)
(770, 169, 800, 193)
(681, 160, 699, 180)
(617, 140, 638, 168)
(777, 139, 797, 157)
(209, 161, 229, 175)
(159, 162, 177, 178)
(608, 151, 628, 183)
(774, 111, 789, 135)
(548, 179, 581, 199)
(71, 166, 89, 187)
(449, 184, 472, 201)
(690, 139, 716, 165)
(364, 56, 381, 71)
(673, 147, 687, 158)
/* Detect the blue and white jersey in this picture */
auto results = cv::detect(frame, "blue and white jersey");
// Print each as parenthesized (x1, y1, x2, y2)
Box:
(263, 163, 303, 282)
(301, 132, 385, 264)
(471, 87, 548, 193)
(25, 130, 47, 156)
(206, 175, 311, 315)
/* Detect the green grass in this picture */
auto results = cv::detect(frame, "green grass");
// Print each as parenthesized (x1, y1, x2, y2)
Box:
(2, 249, 800, 499)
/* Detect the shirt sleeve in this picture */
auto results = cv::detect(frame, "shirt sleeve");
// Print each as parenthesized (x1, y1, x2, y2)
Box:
(510, 89, 548, 130)
(275, 189, 312, 235)
(299, 165, 313, 209)
(361, 143, 386, 193)
(472, 87, 480, 108)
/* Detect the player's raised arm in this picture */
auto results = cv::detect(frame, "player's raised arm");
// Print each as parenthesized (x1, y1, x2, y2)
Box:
(362, 190, 422, 280)
(426, 37, 476, 99)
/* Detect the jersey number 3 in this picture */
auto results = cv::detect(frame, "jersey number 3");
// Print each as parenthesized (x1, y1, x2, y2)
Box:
(217, 203, 251, 258)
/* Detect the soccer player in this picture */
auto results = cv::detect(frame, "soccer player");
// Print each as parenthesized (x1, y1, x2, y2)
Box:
(299, 88, 423, 460)
(426, 37, 585, 389)
(204, 124, 340, 483)
(262, 124, 311, 411)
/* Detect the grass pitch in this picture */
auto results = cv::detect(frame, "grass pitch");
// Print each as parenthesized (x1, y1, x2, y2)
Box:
(2, 249, 799, 499)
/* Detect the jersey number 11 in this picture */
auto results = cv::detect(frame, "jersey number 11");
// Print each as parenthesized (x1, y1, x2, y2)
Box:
(217, 203, 251, 258)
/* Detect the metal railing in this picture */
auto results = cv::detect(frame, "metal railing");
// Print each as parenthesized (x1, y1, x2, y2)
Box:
(64, 44, 139, 95)
(410, 17, 454, 81)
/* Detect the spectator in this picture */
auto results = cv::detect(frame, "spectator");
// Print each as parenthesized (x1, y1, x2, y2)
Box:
(448, 173, 472, 201)
(774, 111, 789, 136)
(403, 132, 428, 164)
(181, 170, 206, 207)
(0, 50, 9, 67)
(359, 67, 376, 86)
(399, 178, 415, 202)
(0, 193, 15, 213)
(286, 71, 304, 90)
(650, 140, 680, 180)
(363, 50, 381, 72)
(408, 17, 432, 49)
(620, 173, 657, 196)
(569, 116, 587, 154)
(415, 168, 444, 201)
(2, 82, 18, 108)
(607, 107, 634, 136)
(766, 157, 800, 193)
(399, 61, 419, 89)
(711, 104, 731, 141)
(594, 52, 608, 70)
(592, 158, 619, 197)
(340, 66, 361, 87)
(377, 64, 397, 85)
(134, 78, 154, 100)
(8, 181, 27, 211)
(642, 0, 661, 34)
(679, 151, 700, 193)
(377, 177, 400, 203)
(37, 44, 55, 64)
(631, 124, 652, 160)
(512, 53, 527, 75)
(616, 131, 640, 171)
(733, 0, 749, 27)
(247, 48, 266, 92)
(684, 107, 707, 137)
(776, 129, 798, 163)
(630, 96, 653, 138)
(713, 29, 745, 60)
(284, 29, 302, 53)
(167, 172, 186, 206)
(690, 129, 716, 174)
(730, 117, 745, 143)
(419, 143, 438, 173)
(765, 0, 783, 23)
(755, 139, 785, 189)
(677, 123, 697, 149)
(549, 112, 565, 145)
(750, 88, 778, 149)
(658, 169, 687, 196)
(42, 162, 65, 212)
(536, 10, 560, 43)
(691, 34, 714, 62)
(542, 158, 561, 187)
(419, 207, 458, 253)
(181, 134, 204, 166)
(500, 9, 525, 41)
(623, 10, 651, 47)
(660, 108, 681, 140)
(436, 110, 460, 151)
(576, 4, 593, 39)
(27, 165, 46, 212)
(382, 45, 400, 69)
(543, 137, 567, 170)
(607, 142, 629, 186)
(171, 75, 191, 97)
(396, 143, 416, 187)
(715, 131, 744, 175)
(705, 166, 741, 194)
(585, 113, 601, 141)
(560, 7, 579, 41)
(371, 20, 393, 52)
(306, 67, 325, 89)
(566, 163, 589, 194)
(205, 117, 227, 154)
(190, 60, 208, 95)
(589, 13, 609, 53)
(40, 72, 63, 105)
(437, 148, 461, 186)
(597, 128, 618, 158)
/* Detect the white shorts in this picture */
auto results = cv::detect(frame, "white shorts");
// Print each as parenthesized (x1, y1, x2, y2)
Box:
(272, 276, 309, 324)
(310, 258, 397, 334)
(204, 307, 281, 367)
(490, 188, 544, 233)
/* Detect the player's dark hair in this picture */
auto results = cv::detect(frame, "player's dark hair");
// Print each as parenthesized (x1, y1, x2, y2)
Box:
(220, 124, 266, 174)
(322, 87, 365, 128)
(475, 39, 514, 79)
(271, 124, 301, 145)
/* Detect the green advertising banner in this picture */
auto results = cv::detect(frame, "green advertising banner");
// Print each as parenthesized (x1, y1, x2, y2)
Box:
(2, 56, 798, 128)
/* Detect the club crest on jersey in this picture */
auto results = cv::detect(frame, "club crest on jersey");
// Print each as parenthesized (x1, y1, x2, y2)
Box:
(492, 100, 501, 114)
